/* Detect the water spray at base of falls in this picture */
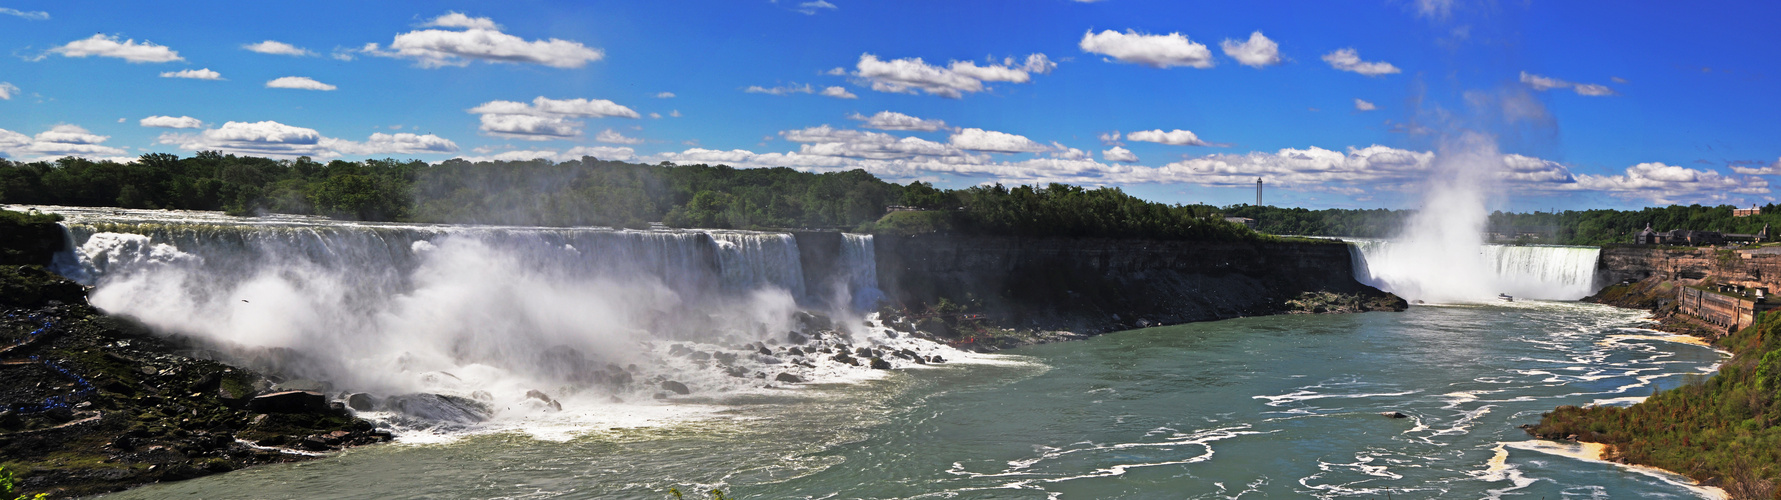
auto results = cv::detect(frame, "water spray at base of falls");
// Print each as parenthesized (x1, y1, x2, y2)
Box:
(1344, 132, 1601, 303)
(39, 207, 973, 436)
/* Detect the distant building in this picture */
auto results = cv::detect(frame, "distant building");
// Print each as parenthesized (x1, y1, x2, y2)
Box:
(1635, 223, 1745, 246)
(1223, 216, 1257, 229)
(1735, 205, 1762, 217)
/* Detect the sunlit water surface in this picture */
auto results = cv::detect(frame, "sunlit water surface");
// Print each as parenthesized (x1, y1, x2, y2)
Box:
(99, 301, 1725, 499)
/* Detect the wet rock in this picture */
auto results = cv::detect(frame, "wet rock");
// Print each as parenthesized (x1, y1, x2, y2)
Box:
(832, 353, 858, 366)
(384, 394, 492, 424)
(653, 392, 669, 400)
(1380, 411, 1408, 419)
(247, 391, 328, 414)
(787, 331, 809, 345)
(855, 347, 876, 358)
(929, 355, 946, 364)
(689, 351, 711, 361)
(775, 373, 803, 384)
(669, 344, 692, 357)
(713, 351, 738, 364)
(788, 347, 805, 356)
(273, 379, 331, 393)
(869, 357, 892, 370)
(525, 390, 554, 403)
(660, 380, 691, 395)
(726, 366, 749, 378)
(345, 393, 378, 412)
(757, 346, 773, 356)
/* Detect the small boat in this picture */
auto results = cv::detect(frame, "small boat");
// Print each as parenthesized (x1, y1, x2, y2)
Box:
(1498, 293, 1514, 302)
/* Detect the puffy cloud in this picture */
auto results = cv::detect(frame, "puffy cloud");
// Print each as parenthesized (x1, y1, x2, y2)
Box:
(265, 76, 336, 91)
(1127, 129, 1216, 146)
(1079, 29, 1213, 69)
(0, 125, 131, 162)
(425, 12, 500, 30)
(1354, 98, 1377, 111)
(1098, 131, 1122, 144)
(654, 92, 676, 98)
(1102, 146, 1139, 163)
(139, 115, 203, 129)
(1322, 48, 1399, 76)
(796, 1, 837, 14)
(1730, 158, 1781, 176)
(595, 128, 643, 144)
(1571, 162, 1764, 204)
(366, 13, 603, 68)
(820, 86, 858, 99)
(46, 34, 183, 63)
(0, 82, 16, 100)
(160, 68, 222, 80)
(454, 146, 635, 163)
(156, 121, 458, 158)
(243, 40, 313, 56)
(848, 111, 949, 132)
(1220, 31, 1281, 68)
(851, 53, 1055, 98)
(468, 96, 639, 140)
(780, 125, 968, 160)
(327, 133, 460, 156)
(949, 128, 1048, 153)
(1519, 71, 1617, 96)
(1, 7, 49, 20)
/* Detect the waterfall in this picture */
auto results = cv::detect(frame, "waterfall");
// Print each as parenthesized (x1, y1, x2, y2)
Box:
(1348, 239, 1601, 302)
(41, 206, 884, 400)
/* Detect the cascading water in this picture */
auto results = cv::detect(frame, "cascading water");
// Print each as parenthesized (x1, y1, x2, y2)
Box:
(1349, 239, 1601, 301)
(35, 206, 921, 432)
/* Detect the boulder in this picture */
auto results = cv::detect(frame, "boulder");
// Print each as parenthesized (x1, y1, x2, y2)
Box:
(525, 390, 554, 403)
(775, 373, 803, 384)
(788, 347, 805, 356)
(929, 355, 946, 364)
(1380, 411, 1408, 419)
(273, 379, 331, 393)
(345, 393, 377, 412)
(661, 380, 691, 395)
(831, 353, 858, 366)
(869, 357, 892, 370)
(786, 331, 809, 345)
(384, 394, 492, 424)
(248, 391, 329, 414)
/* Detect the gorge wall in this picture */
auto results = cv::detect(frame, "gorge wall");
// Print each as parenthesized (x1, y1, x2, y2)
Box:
(1596, 245, 1781, 290)
(868, 234, 1401, 335)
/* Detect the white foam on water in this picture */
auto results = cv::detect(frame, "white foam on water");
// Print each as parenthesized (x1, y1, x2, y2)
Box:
(1504, 440, 1727, 500)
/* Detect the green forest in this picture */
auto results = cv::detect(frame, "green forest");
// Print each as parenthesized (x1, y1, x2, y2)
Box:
(1227, 204, 1781, 245)
(1529, 311, 1781, 498)
(0, 153, 1257, 242)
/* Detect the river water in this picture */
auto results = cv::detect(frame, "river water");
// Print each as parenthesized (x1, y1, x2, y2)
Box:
(95, 300, 1724, 499)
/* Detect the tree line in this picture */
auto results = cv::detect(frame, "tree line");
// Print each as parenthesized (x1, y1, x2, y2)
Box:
(1226, 204, 1781, 245)
(0, 153, 1259, 242)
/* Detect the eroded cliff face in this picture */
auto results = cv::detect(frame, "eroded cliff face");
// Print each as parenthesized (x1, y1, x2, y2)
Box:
(872, 234, 1402, 335)
(1596, 245, 1781, 290)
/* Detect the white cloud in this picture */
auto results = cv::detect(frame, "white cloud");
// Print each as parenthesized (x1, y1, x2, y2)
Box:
(46, 34, 183, 63)
(243, 40, 314, 56)
(1354, 98, 1377, 111)
(1127, 129, 1215, 146)
(820, 86, 858, 99)
(159, 68, 222, 80)
(0, 124, 131, 162)
(454, 146, 635, 163)
(796, 0, 837, 14)
(670, 110, 682, 117)
(949, 128, 1048, 153)
(1103, 146, 1139, 163)
(1098, 131, 1122, 144)
(851, 53, 1054, 98)
(1572, 162, 1765, 204)
(1220, 31, 1281, 68)
(139, 115, 203, 129)
(780, 125, 968, 160)
(366, 13, 603, 68)
(1731, 158, 1781, 176)
(468, 96, 639, 140)
(266, 76, 336, 91)
(1079, 29, 1213, 69)
(1322, 48, 1399, 76)
(595, 128, 643, 144)
(654, 92, 676, 98)
(848, 111, 949, 132)
(425, 12, 500, 30)
(1415, 0, 1454, 20)
(0, 82, 16, 100)
(746, 83, 814, 95)
(156, 120, 458, 158)
(1610, 76, 1629, 84)
(328, 132, 460, 156)
(1, 7, 49, 20)
(1519, 71, 1616, 96)
(649, 112, 662, 119)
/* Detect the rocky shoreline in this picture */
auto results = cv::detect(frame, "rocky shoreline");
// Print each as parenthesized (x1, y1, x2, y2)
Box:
(0, 214, 388, 498)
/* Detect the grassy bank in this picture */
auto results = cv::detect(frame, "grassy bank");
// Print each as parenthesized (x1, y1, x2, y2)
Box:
(1527, 311, 1781, 498)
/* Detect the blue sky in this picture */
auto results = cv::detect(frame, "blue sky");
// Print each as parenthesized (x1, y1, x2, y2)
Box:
(1, 0, 1777, 211)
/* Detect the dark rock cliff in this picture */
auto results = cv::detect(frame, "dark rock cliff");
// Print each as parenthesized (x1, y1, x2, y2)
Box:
(871, 234, 1403, 335)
